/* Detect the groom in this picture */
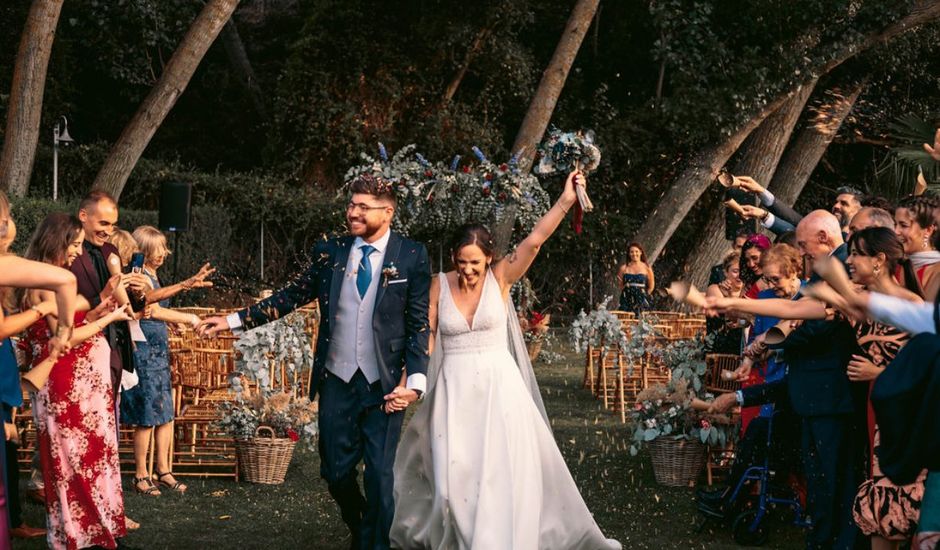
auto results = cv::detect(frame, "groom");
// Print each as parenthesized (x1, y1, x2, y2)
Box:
(198, 174, 430, 549)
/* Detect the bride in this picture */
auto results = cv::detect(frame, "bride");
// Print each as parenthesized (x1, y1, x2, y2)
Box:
(388, 171, 620, 550)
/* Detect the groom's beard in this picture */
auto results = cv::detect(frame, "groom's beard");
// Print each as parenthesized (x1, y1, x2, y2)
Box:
(346, 215, 386, 239)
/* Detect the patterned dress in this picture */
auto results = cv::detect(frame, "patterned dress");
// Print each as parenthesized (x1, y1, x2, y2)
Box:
(853, 320, 926, 540)
(618, 272, 651, 315)
(120, 272, 174, 427)
(25, 313, 126, 550)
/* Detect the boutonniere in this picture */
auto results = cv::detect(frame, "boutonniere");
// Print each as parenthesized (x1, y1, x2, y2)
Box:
(382, 263, 400, 287)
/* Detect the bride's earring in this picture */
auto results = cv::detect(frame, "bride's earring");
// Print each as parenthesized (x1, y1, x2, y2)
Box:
(873, 264, 881, 275)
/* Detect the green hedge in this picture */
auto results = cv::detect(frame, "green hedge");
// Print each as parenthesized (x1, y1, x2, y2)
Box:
(8, 197, 239, 306)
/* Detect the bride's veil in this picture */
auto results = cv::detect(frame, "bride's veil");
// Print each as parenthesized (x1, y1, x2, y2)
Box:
(505, 297, 550, 428)
(424, 287, 550, 430)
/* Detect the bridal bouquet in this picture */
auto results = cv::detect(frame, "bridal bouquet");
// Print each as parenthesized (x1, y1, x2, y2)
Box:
(533, 127, 601, 233)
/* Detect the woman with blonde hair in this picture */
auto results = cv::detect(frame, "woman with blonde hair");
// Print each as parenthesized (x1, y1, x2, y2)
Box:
(109, 229, 138, 266)
(121, 226, 201, 496)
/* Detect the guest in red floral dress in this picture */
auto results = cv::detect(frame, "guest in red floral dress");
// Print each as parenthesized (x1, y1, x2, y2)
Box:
(20, 213, 131, 550)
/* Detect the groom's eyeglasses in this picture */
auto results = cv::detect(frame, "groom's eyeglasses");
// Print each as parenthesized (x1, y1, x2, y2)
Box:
(346, 202, 388, 213)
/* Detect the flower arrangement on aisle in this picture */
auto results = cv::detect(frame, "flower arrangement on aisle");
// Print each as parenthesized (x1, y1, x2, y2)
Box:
(343, 143, 551, 241)
(569, 297, 628, 357)
(218, 311, 319, 483)
(627, 333, 736, 486)
(628, 334, 734, 452)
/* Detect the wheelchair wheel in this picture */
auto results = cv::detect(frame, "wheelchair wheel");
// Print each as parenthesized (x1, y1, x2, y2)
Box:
(732, 509, 768, 546)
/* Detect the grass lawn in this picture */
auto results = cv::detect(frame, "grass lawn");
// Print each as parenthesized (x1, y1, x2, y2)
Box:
(15, 341, 805, 549)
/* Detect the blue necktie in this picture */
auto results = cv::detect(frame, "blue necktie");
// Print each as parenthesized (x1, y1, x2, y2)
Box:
(357, 245, 376, 299)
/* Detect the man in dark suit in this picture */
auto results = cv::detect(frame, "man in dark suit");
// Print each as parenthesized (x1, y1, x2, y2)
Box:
(73, 190, 137, 397)
(199, 174, 431, 550)
(712, 210, 866, 549)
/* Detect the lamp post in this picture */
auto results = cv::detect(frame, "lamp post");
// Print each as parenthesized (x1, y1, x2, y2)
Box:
(52, 116, 74, 201)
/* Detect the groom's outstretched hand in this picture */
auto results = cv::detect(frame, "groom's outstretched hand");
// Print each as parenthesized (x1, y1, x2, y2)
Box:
(383, 386, 419, 414)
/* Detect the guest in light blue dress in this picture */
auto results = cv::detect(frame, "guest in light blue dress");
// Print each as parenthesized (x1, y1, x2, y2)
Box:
(118, 226, 202, 497)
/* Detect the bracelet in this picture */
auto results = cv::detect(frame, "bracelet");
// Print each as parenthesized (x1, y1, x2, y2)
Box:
(559, 203, 571, 214)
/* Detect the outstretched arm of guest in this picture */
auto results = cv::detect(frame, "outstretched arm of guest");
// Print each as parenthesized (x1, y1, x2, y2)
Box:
(497, 170, 580, 286)
(710, 295, 827, 320)
(865, 292, 936, 335)
(146, 263, 215, 303)
(0, 256, 76, 330)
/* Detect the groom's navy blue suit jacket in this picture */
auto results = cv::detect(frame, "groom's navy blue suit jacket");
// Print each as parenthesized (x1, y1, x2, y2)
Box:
(237, 231, 431, 398)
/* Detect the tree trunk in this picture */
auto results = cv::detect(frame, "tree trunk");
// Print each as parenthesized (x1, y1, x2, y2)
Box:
(0, 0, 65, 197)
(92, 0, 241, 199)
(680, 79, 818, 289)
(441, 25, 492, 105)
(635, 0, 940, 264)
(768, 81, 866, 206)
(492, 0, 599, 253)
(220, 19, 266, 120)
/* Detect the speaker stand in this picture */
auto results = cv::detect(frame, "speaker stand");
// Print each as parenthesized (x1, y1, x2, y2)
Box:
(172, 231, 181, 284)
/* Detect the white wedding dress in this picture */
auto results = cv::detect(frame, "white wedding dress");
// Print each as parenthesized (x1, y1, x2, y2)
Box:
(390, 271, 621, 550)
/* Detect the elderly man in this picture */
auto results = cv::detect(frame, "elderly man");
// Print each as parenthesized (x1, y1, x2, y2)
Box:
(711, 210, 866, 549)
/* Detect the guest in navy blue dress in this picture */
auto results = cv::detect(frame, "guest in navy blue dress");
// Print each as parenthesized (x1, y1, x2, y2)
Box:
(617, 243, 654, 315)
(119, 226, 201, 497)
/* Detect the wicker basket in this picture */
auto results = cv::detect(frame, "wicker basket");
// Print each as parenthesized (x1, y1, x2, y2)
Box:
(235, 426, 297, 485)
(526, 340, 544, 362)
(648, 436, 705, 487)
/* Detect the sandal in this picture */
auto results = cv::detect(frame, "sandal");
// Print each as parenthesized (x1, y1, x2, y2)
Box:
(154, 471, 187, 494)
(132, 477, 161, 496)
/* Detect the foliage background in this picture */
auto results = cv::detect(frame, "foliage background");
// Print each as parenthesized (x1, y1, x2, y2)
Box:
(1, 0, 939, 311)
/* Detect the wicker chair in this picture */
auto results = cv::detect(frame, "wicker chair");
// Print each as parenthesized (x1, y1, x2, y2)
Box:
(704, 353, 743, 394)
(703, 353, 743, 485)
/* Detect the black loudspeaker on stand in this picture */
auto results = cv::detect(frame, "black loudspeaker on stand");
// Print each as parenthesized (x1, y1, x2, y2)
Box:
(159, 181, 192, 281)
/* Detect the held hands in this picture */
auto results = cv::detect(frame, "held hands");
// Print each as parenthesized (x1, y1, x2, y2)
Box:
(383, 386, 419, 414)
(847, 354, 884, 382)
(196, 316, 230, 337)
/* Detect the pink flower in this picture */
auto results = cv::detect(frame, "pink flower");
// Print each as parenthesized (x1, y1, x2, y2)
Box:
(634, 403, 643, 411)
(700, 419, 711, 430)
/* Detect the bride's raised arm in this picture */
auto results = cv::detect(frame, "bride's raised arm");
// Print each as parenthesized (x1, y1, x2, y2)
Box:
(495, 170, 580, 288)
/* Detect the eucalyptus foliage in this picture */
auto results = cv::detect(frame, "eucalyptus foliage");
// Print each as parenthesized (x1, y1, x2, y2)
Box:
(343, 144, 550, 242)
(569, 297, 628, 356)
(627, 333, 736, 456)
(218, 311, 320, 449)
